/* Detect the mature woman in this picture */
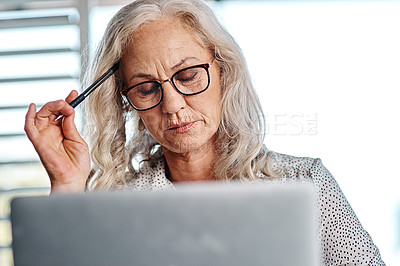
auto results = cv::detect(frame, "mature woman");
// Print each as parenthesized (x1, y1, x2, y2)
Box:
(25, 0, 384, 265)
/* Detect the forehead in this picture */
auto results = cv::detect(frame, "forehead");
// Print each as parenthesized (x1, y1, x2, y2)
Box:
(122, 17, 209, 66)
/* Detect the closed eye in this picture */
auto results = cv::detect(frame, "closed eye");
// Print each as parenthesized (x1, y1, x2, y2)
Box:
(134, 82, 160, 97)
(174, 68, 200, 84)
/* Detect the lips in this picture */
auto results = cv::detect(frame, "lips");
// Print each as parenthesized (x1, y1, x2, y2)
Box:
(167, 122, 196, 133)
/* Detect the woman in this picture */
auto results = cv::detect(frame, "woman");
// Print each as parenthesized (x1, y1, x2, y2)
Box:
(25, 0, 384, 265)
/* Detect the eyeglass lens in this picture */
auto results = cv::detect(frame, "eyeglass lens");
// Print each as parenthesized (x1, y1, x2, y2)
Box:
(126, 65, 209, 110)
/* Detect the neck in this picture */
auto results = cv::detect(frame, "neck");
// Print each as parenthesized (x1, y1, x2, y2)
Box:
(162, 141, 217, 183)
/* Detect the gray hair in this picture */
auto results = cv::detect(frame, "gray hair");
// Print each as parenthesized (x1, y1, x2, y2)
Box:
(84, 0, 276, 190)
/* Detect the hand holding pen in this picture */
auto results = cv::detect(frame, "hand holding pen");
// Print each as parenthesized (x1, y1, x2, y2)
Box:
(24, 62, 120, 193)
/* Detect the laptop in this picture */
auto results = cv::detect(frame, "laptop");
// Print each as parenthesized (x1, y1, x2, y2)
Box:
(11, 182, 319, 266)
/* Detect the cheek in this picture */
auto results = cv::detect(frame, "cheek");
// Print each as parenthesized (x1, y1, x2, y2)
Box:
(207, 81, 222, 123)
(139, 110, 162, 130)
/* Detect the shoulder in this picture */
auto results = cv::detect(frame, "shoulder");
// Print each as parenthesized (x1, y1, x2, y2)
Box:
(268, 152, 327, 182)
(269, 152, 385, 265)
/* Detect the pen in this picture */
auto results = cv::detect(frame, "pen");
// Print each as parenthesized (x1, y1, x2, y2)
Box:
(55, 61, 120, 120)
(70, 61, 120, 108)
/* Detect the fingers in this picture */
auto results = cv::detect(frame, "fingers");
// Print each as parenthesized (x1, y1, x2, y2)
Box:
(24, 103, 39, 141)
(35, 100, 74, 129)
(25, 90, 77, 134)
(35, 90, 78, 126)
(25, 90, 85, 145)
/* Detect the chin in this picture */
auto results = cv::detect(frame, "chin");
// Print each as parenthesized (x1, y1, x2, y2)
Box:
(162, 136, 212, 154)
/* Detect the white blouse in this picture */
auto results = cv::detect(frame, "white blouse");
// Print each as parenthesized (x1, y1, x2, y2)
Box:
(126, 152, 385, 265)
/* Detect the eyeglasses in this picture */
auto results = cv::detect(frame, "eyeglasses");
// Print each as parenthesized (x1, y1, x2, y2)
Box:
(121, 62, 213, 111)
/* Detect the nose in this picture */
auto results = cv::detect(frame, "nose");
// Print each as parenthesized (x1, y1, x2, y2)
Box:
(160, 80, 186, 114)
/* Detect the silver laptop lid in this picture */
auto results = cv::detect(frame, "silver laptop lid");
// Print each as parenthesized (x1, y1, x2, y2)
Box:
(11, 182, 318, 266)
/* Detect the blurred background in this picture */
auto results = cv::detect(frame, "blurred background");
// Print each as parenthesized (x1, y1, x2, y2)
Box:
(0, 0, 399, 265)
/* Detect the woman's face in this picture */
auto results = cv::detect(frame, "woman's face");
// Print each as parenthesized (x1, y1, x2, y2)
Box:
(121, 17, 222, 154)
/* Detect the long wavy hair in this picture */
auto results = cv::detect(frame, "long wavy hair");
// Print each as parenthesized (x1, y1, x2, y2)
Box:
(83, 0, 277, 190)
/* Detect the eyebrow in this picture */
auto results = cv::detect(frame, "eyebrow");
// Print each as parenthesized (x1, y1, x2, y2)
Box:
(129, 73, 153, 81)
(171, 56, 199, 70)
(129, 56, 200, 82)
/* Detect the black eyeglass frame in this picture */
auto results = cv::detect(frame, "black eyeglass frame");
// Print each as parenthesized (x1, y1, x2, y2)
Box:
(121, 62, 213, 111)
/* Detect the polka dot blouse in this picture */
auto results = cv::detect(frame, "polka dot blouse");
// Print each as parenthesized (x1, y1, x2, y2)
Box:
(126, 152, 385, 265)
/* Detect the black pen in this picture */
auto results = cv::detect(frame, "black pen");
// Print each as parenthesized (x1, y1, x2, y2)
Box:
(56, 62, 120, 120)
(70, 61, 120, 108)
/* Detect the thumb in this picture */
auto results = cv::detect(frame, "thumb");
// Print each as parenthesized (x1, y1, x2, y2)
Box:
(65, 90, 79, 104)
(61, 91, 85, 144)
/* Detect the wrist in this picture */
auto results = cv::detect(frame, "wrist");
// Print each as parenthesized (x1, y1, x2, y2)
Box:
(50, 180, 86, 194)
